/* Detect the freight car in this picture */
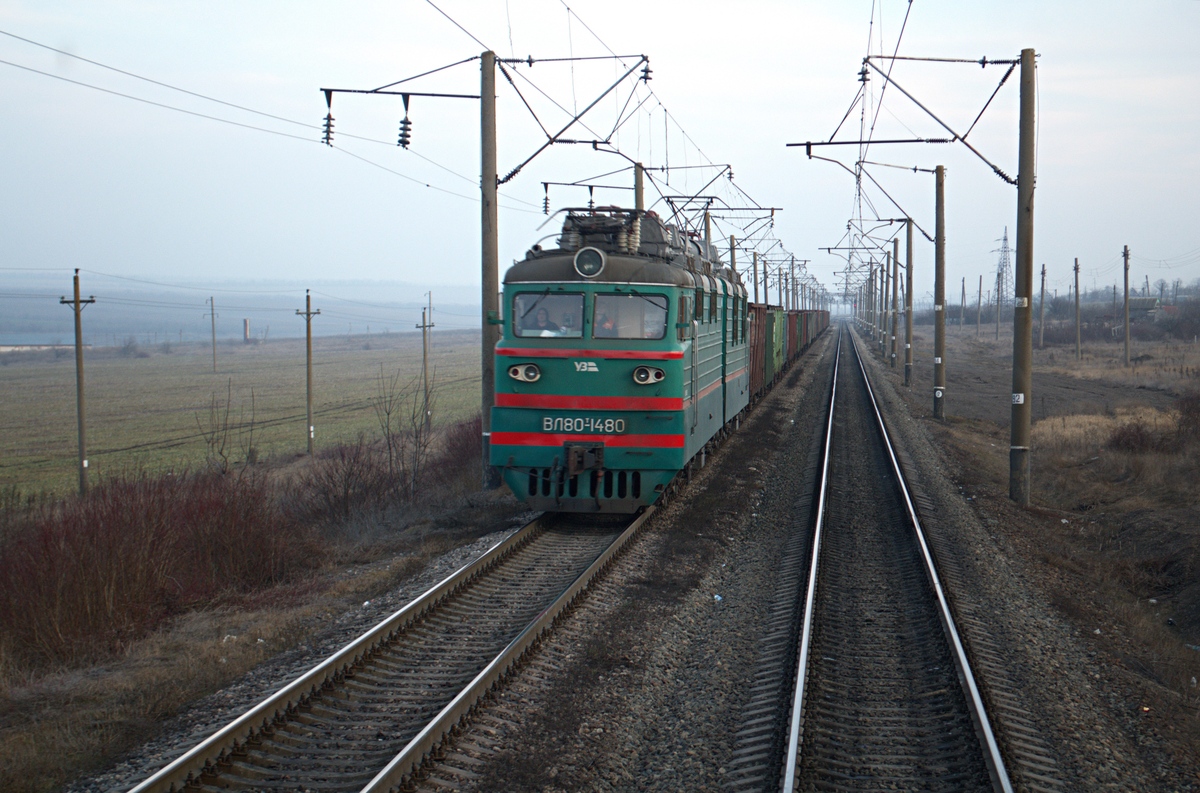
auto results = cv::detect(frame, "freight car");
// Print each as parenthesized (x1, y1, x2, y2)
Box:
(490, 207, 828, 512)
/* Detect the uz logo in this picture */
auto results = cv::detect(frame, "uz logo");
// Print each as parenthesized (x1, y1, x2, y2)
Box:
(574, 361, 599, 372)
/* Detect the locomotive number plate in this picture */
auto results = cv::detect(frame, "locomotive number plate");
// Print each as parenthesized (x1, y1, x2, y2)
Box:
(543, 417, 627, 433)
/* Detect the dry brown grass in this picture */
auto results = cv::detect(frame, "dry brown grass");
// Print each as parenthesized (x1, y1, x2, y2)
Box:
(0, 412, 503, 792)
(0, 514, 511, 793)
(1031, 406, 1199, 512)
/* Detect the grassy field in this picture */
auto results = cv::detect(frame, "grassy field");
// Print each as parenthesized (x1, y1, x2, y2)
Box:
(0, 329, 482, 495)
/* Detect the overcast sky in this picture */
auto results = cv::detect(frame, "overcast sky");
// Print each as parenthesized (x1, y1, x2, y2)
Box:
(2, 0, 1198, 307)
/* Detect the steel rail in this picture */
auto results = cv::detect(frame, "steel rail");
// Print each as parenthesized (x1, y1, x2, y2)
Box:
(847, 328, 1014, 793)
(780, 325, 841, 790)
(127, 518, 549, 793)
(362, 506, 655, 792)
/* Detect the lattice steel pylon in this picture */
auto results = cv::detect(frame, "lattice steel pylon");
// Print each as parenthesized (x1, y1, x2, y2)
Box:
(993, 226, 1012, 310)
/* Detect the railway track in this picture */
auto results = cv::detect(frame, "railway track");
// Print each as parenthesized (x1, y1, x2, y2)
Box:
(128, 510, 652, 793)
(725, 324, 1014, 792)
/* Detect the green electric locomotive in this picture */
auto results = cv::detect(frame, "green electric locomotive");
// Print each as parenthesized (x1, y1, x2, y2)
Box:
(490, 207, 750, 512)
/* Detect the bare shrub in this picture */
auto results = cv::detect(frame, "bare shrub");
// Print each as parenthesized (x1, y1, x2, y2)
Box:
(1105, 420, 1178, 454)
(0, 472, 321, 671)
(196, 380, 234, 474)
(371, 367, 437, 502)
(291, 434, 390, 523)
(1177, 391, 1200, 440)
(427, 414, 482, 496)
(197, 381, 260, 471)
(1106, 421, 1156, 454)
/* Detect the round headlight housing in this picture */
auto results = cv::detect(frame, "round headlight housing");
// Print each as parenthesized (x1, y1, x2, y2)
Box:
(573, 246, 606, 278)
(633, 365, 665, 385)
(508, 363, 541, 382)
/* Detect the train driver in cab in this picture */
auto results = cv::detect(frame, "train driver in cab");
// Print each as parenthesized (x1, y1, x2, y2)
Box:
(595, 313, 617, 338)
(523, 307, 562, 335)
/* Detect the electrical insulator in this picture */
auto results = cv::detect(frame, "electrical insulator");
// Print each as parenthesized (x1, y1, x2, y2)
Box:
(543, 195, 550, 215)
(322, 114, 334, 146)
(397, 116, 412, 149)
(641, 63, 652, 82)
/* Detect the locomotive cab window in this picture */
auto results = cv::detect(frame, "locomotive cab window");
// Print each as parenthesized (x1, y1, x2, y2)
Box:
(593, 293, 668, 340)
(514, 292, 584, 338)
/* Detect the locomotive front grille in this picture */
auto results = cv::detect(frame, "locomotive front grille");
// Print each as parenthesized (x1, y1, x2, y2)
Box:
(526, 468, 642, 501)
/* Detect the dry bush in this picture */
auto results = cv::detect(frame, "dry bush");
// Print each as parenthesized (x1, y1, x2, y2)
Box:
(425, 414, 482, 497)
(289, 434, 392, 524)
(1178, 391, 1200, 439)
(1031, 406, 1200, 511)
(0, 472, 322, 674)
(1105, 420, 1179, 454)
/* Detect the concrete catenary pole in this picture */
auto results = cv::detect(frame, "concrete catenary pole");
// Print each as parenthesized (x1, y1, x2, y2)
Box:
(480, 51, 501, 489)
(881, 253, 889, 357)
(891, 238, 899, 367)
(1080, 257, 1089, 359)
(60, 269, 94, 495)
(960, 277, 966, 333)
(1038, 263, 1047, 349)
(995, 270, 1002, 341)
(1009, 46, 1037, 506)
(977, 275, 983, 336)
(1123, 245, 1131, 366)
(905, 218, 914, 386)
(933, 165, 946, 419)
(867, 262, 875, 338)
(635, 162, 645, 211)
(296, 290, 320, 455)
(729, 234, 736, 286)
(752, 252, 759, 303)
(790, 257, 796, 310)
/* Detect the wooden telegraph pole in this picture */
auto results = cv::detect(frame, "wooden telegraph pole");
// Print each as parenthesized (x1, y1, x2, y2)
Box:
(417, 293, 434, 433)
(905, 218, 914, 386)
(60, 269, 95, 495)
(933, 165, 946, 420)
(1123, 245, 1131, 366)
(296, 290, 320, 455)
(1009, 47, 1037, 506)
(1080, 257, 1089, 359)
(1038, 263, 1047, 349)
(206, 297, 218, 373)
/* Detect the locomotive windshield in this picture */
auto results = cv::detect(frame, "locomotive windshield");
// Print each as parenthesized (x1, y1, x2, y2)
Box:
(593, 293, 668, 340)
(513, 292, 584, 338)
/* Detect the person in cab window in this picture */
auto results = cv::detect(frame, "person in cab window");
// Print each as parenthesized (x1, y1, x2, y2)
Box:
(523, 307, 561, 335)
(595, 313, 617, 338)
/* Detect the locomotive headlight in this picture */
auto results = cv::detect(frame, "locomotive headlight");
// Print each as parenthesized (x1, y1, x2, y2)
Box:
(633, 365, 664, 385)
(508, 363, 541, 382)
